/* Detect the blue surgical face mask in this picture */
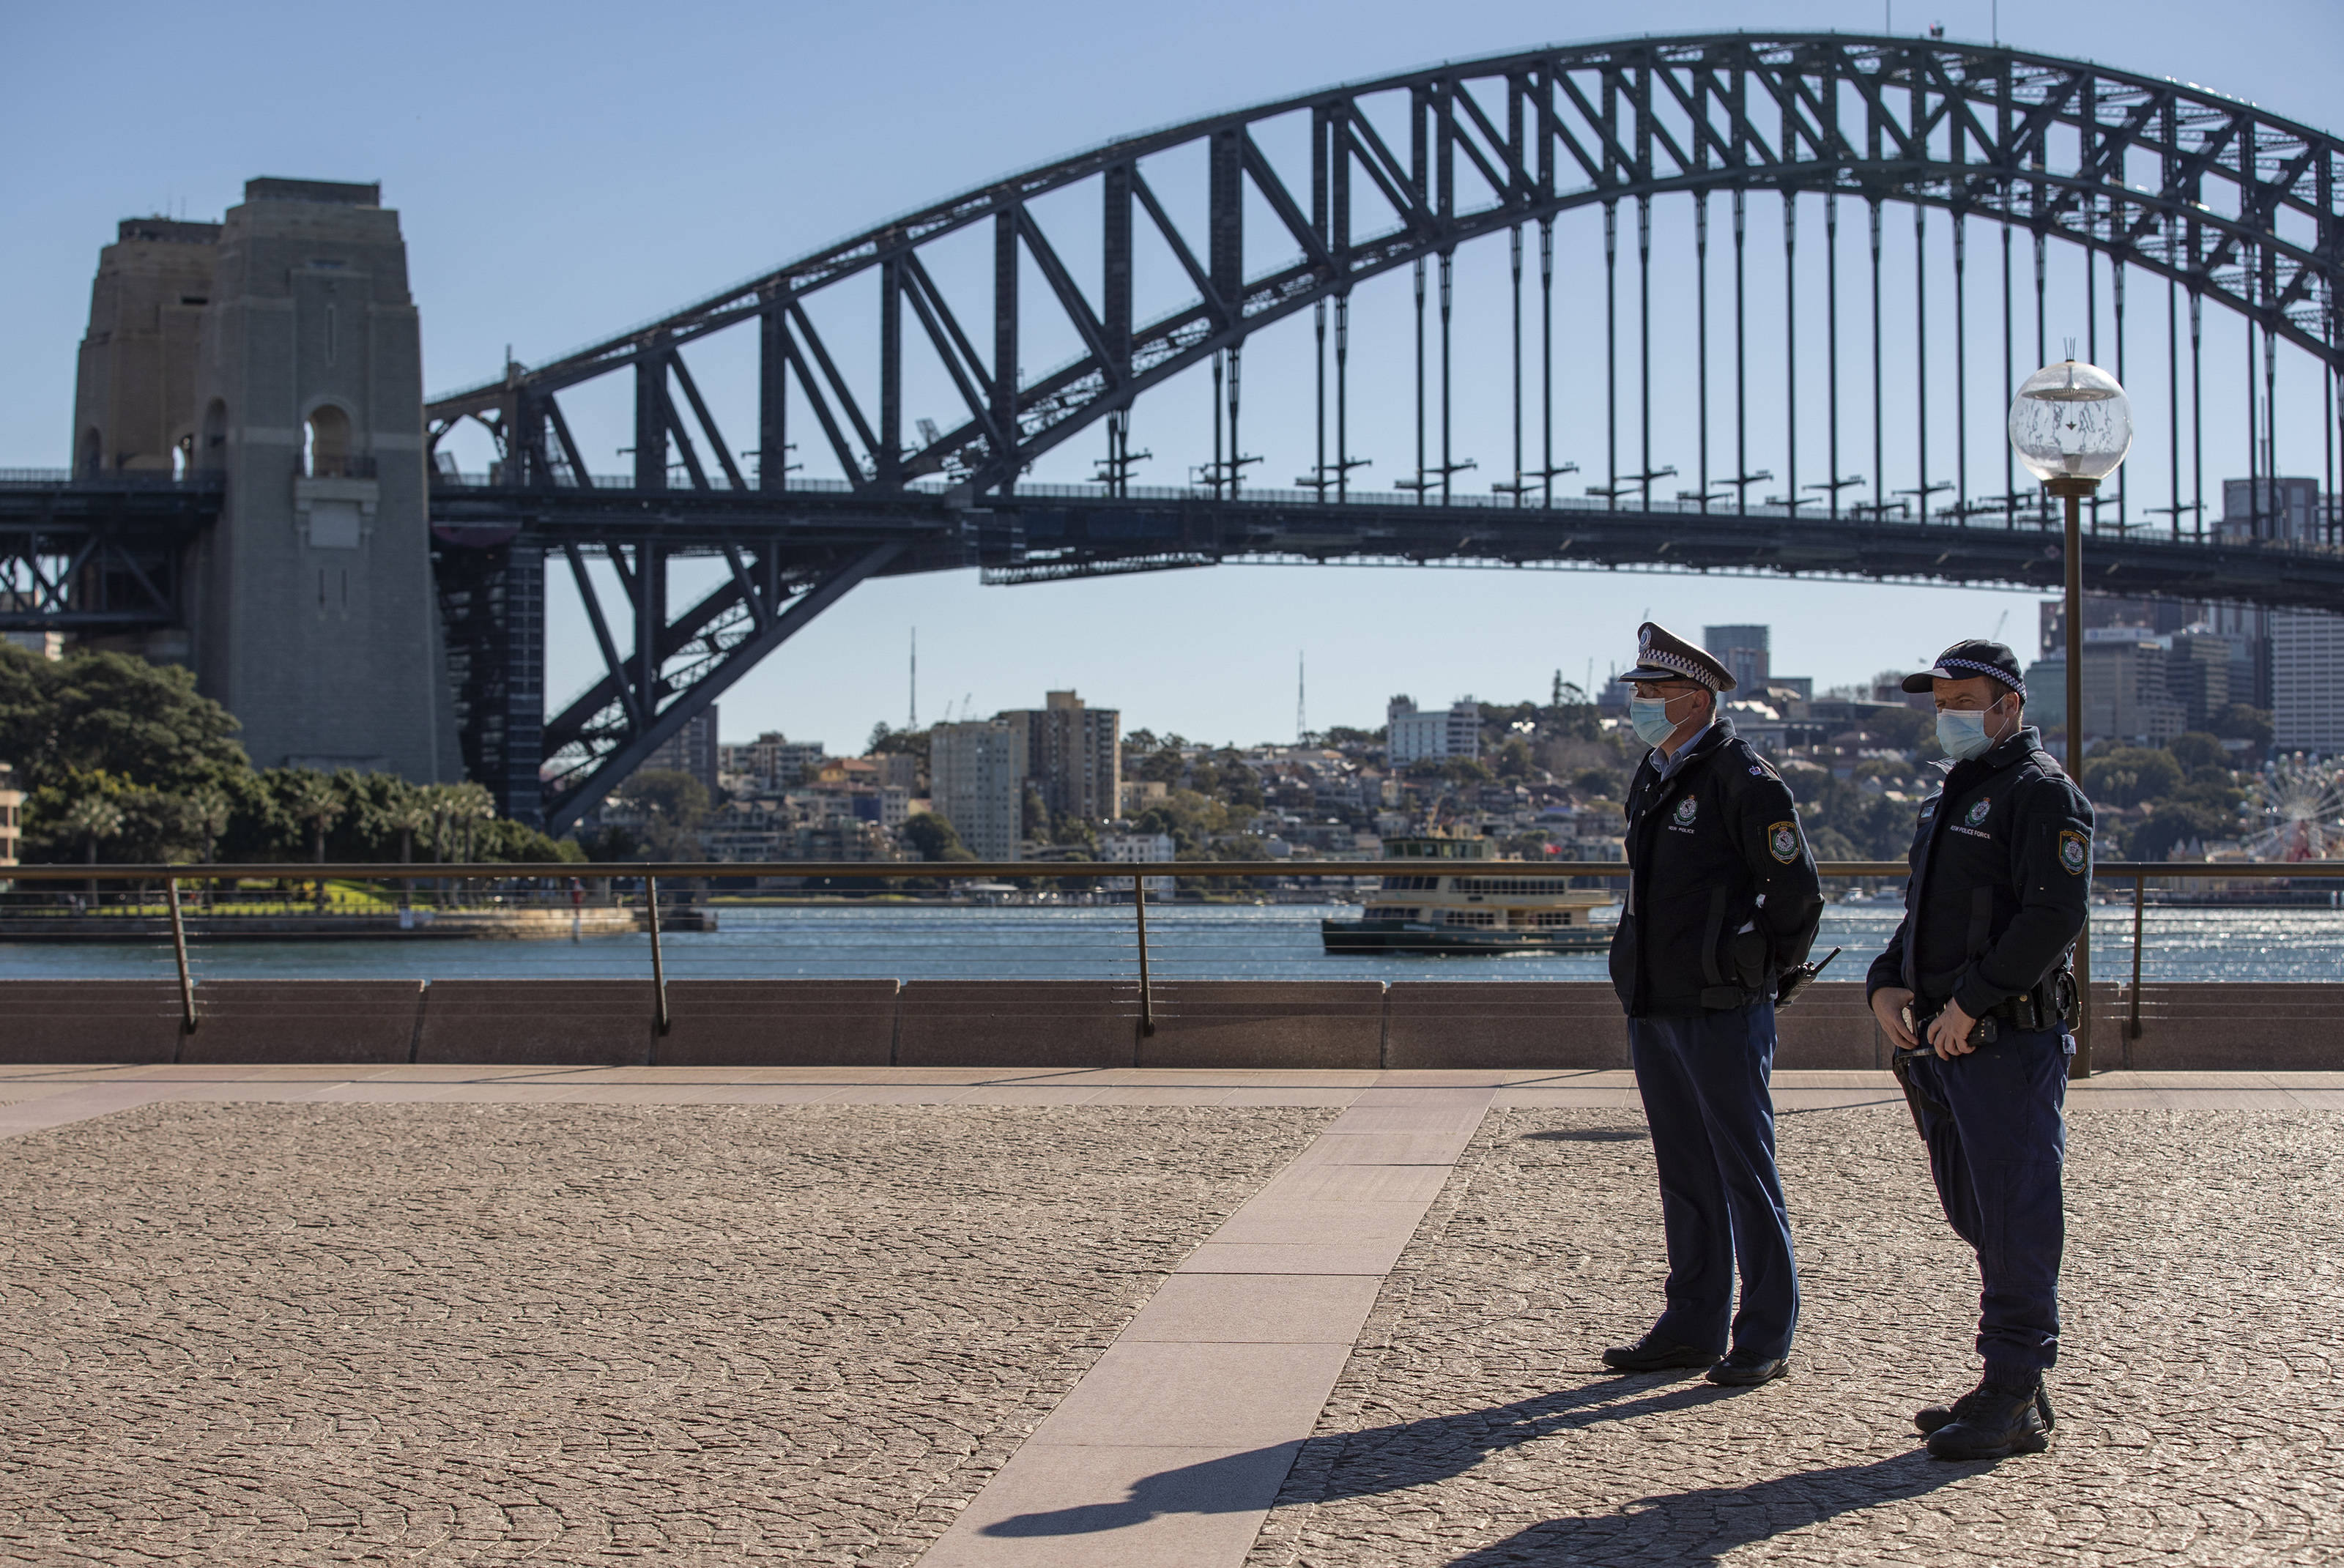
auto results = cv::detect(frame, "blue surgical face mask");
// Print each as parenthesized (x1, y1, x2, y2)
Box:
(1936, 707, 1995, 761)
(1630, 696, 1680, 749)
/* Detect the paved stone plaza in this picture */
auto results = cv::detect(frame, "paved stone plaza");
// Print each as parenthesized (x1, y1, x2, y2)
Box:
(0, 1066, 2338, 1565)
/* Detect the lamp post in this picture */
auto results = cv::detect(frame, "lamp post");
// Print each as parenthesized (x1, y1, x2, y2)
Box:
(2009, 358, 2133, 1077)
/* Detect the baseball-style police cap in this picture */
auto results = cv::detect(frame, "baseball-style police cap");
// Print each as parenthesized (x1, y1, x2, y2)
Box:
(1901, 639, 2028, 699)
(1617, 621, 1737, 692)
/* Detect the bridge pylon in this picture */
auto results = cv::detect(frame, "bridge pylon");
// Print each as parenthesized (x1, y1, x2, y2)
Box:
(100, 179, 457, 780)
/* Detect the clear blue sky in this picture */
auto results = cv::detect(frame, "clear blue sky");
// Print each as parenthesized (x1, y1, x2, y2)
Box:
(5, 1, 2337, 751)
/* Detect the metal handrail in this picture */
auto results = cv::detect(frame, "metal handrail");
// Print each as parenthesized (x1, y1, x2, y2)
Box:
(4, 859, 2338, 882)
(6, 857, 2334, 1077)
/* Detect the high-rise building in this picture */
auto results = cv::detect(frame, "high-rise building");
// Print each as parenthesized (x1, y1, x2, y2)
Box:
(1001, 691, 1120, 823)
(930, 720, 1023, 861)
(642, 704, 719, 804)
(1387, 696, 1480, 765)
(2271, 612, 2344, 756)
(2039, 593, 2203, 655)
(2163, 630, 2234, 732)
(2222, 477, 2325, 543)
(2025, 635, 2187, 746)
(1702, 625, 1770, 692)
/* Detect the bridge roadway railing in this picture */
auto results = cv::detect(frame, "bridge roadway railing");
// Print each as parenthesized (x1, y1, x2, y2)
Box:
(0, 860, 2336, 1074)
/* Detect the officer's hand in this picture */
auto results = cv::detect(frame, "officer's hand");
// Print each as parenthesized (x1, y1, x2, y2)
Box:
(1929, 1000, 1980, 1060)
(1872, 987, 1917, 1050)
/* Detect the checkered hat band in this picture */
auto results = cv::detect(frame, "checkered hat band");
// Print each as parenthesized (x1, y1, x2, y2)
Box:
(1636, 648, 1721, 688)
(1937, 657, 2025, 699)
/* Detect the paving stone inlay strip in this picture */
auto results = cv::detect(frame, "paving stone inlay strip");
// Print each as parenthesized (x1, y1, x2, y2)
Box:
(915, 1085, 1499, 1567)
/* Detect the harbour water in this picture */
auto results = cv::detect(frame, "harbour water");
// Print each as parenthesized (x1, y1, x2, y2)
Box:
(6, 902, 2340, 984)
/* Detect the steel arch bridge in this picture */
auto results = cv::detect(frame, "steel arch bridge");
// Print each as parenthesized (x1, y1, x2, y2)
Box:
(15, 33, 2342, 831)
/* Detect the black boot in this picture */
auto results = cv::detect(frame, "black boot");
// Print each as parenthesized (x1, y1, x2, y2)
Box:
(1924, 1377, 2055, 1460)
(1601, 1333, 1716, 1372)
(1706, 1349, 1789, 1387)
(1915, 1378, 2055, 1436)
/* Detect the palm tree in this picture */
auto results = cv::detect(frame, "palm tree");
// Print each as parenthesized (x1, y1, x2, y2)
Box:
(60, 792, 124, 900)
(182, 787, 232, 910)
(185, 787, 231, 863)
(284, 775, 344, 910)
(381, 793, 434, 909)
(447, 781, 494, 904)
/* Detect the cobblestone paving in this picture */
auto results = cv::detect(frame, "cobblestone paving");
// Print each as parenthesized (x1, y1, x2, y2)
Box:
(0, 1101, 1329, 1566)
(1247, 1107, 2344, 1567)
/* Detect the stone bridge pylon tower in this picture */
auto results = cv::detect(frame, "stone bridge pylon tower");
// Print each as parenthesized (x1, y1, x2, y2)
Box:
(71, 178, 455, 780)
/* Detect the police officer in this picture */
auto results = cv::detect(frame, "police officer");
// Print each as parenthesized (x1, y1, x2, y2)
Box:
(1602, 622, 1824, 1388)
(1866, 639, 2093, 1462)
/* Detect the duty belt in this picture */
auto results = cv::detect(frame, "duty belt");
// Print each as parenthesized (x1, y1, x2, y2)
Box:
(1899, 969, 2079, 1062)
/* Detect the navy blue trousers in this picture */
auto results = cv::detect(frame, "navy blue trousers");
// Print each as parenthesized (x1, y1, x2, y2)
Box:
(1900, 1025, 2071, 1383)
(1628, 998, 1799, 1361)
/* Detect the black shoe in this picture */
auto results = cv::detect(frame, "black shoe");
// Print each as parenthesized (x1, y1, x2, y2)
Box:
(1915, 1378, 2055, 1436)
(1601, 1334, 1717, 1372)
(1705, 1350, 1789, 1387)
(1924, 1378, 2055, 1460)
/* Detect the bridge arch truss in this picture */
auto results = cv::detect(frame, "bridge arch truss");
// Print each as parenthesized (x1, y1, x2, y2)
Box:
(420, 33, 2344, 829)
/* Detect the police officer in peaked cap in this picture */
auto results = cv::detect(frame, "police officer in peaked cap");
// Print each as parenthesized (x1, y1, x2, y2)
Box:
(1866, 639, 2094, 1462)
(1601, 622, 1824, 1389)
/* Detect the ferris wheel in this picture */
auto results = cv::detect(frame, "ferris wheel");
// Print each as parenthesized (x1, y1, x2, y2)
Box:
(2240, 758, 2344, 862)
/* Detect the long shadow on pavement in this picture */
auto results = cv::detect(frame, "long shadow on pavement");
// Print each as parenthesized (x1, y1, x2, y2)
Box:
(982, 1374, 1751, 1539)
(1442, 1452, 1967, 1565)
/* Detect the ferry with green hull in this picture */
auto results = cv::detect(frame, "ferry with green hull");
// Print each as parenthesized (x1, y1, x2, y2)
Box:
(1320, 835, 1614, 956)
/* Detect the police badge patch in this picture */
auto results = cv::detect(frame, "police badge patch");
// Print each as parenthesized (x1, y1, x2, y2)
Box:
(1673, 795, 1699, 826)
(1768, 820, 1800, 863)
(2058, 829, 2090, 875)
(1965, 798, 1992, 826)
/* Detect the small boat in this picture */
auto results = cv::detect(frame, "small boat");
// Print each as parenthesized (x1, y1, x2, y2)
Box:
(1321, 834, 1614, 955)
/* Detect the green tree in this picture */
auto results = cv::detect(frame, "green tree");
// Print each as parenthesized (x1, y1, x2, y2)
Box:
(609, 769, 708, 861)
(2211, 704, 2274, 758)
(902, 811, 975, 862)
(378, 792, 435, 866)
(867, 723, 931, 771)
(282, 773, 345, 863)
(183, 786, 231, 864)
(2081, 746, 2184, 809)
(59, 787, 125, 891)
(0, 646, 245, 798)
(2167, 731, 2230, 776)
(2124, 800, 2235, 861)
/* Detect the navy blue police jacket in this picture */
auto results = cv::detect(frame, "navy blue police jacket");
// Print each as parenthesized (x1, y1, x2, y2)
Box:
(1863, 725, 2095, 1019)
(1608, 718, 1825, 1017)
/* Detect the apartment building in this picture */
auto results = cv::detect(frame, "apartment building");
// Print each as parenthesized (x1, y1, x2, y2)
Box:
(930, 720, 1024, 861)
(1002, 691, 1120, 822)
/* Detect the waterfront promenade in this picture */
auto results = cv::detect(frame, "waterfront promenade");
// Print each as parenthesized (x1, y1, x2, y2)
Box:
(1, 1062, 2337, 1565)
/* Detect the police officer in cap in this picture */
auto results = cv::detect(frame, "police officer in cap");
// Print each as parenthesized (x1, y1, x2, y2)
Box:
(1601, 623, 1824, 1388)
(1866, 639, 2094, 1461)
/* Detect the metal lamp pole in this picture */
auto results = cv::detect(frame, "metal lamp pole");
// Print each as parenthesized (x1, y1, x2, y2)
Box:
(2012, 357, 2132, 1082)
(2048, 471, 2095, 1077)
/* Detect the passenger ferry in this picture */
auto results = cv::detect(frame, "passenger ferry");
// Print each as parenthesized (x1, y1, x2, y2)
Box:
(1320, 835, 1614, 955)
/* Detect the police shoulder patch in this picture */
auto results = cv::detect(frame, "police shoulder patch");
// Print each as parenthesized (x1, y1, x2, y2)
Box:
(1767, 820, 1800, 863)
(2058, 828, 2090, 875)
